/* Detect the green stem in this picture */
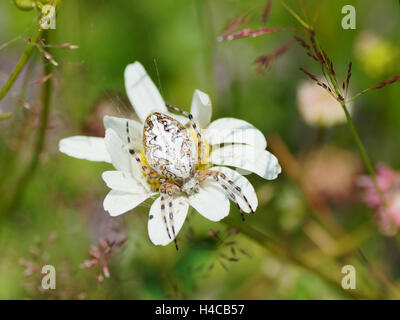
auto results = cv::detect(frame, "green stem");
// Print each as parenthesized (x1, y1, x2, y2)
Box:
(342, 105, 373, 175)
(3, 29, 53, 217)
(341, 103, 384, 197)
(0, 58, 36, 194)
(278, 0, 311, 30)
(343, 102, 390, 216)
(346, 91, 369, 104)
(346, 94, 361, 104)
(0, 27, 42, 102)
(222, 218, 376, 299)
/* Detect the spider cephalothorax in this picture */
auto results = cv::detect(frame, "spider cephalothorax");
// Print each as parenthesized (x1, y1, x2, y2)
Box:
(126, 104, 254, 249)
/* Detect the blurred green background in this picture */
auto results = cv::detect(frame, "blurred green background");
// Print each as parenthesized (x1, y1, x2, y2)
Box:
(0, 0, 400, 299)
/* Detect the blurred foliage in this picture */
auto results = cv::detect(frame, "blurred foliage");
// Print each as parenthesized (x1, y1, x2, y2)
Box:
(0, 0, 400, 299)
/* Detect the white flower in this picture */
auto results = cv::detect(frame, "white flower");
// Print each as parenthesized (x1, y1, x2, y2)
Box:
(297, 80, 353, 127)
(59, 62, 281, 247)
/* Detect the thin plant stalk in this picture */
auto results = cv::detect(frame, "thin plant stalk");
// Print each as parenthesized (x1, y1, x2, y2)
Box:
(3, 29, 53, 217)
(0, 27, 42, 102)
(0, 0, 64, 102)
(346, 93, 363, 104)
(342, 104, 375, 180)
(0, 57, 36, 195)
(278, 0, 310, 30)
(341, 102, 386, 203)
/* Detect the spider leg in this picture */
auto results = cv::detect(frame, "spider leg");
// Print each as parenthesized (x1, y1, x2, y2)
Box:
(147, 171, 168, 183)
(160, 183, 181, 250)
(198, 170, 254, 221)
(165, 104, 203, 164)
(126, 121, 166, 182)
(159, 192, 171, 241)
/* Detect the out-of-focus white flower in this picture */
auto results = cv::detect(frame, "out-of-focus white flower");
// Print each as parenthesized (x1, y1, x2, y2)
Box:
(296, 80, 353, 127)
(59, 62, 281, 247)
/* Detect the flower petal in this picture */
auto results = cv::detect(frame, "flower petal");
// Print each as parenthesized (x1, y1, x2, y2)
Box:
(189, 181, 230, 221)
(103, 115, 143, 150)
(190, 89, 212, 128)
(205, 118, 267, 149)
(148, 196, 189, 246)
(124, 61, 167, 123)
(104, 128, 132, 172)
(102, 170, 152, 194)
(103, 190, 151, 217)
(210, 144, 281, 180)
(104, 128, 152, 192)
(59, 136, 111, 163)
(209, 166, 258, 213)
(166, 112, 190, 127)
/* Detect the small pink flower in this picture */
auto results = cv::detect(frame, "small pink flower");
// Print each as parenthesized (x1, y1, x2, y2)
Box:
(358, 164, 400, 236)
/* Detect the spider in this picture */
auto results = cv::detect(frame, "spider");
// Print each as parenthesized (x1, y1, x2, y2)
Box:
(125, 104, 254, 249)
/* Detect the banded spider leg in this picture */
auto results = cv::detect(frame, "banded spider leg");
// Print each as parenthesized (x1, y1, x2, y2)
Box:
(159, 183, 181, 250)
(198, 170, 254, 221)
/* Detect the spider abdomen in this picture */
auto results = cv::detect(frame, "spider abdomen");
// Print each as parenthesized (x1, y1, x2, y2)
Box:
(143, 112, 197, 184)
